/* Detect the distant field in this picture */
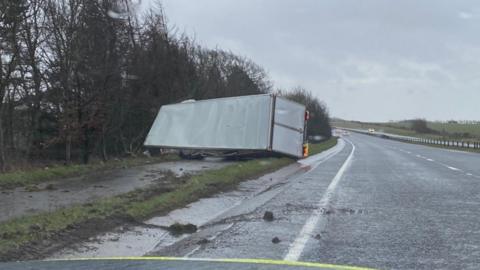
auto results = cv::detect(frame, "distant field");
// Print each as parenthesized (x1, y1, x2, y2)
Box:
(427, 122, 480, 138)
(332, 119, 480, 140)
(332, 121, 429, 137)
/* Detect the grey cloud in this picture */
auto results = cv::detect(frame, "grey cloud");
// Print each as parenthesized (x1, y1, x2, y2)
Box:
(154, 0, 480, 121)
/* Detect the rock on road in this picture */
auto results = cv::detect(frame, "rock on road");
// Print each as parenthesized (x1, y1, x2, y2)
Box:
(151, 133, 480, 270)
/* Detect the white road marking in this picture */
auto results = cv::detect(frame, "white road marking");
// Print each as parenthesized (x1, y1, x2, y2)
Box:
(284, 139, 355, 261)
(466, 173, 473, 176)
(447, 166, 461, 171)
(399, 148, 467, 174)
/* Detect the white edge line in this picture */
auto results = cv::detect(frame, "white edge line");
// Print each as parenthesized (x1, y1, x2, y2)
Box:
(284, 139, 356, 261)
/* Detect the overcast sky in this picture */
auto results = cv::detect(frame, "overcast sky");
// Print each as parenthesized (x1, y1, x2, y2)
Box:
(144, 0, 480, 122)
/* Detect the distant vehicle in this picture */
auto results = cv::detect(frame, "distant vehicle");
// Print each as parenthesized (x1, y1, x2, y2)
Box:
(145, 94, 310, 158)
(309, 135, 325, 143)
(368, 128, 375, 133)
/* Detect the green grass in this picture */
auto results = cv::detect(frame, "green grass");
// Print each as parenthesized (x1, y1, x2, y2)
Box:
(309, 137, 338, 155)
(427, 122, 480, 138)
(0, 155, 179, 189)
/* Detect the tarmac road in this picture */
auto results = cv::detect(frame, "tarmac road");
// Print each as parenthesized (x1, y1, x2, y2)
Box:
(149, 133, 480, 270)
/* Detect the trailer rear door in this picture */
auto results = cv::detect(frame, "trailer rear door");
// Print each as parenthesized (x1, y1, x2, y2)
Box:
(271, 97, 306, 158)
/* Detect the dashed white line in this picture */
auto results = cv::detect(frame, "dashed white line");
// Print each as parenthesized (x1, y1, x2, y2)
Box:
(396, 145, 475, 178)
(284, 139, 355, 261)
(446, 166, 461, 171)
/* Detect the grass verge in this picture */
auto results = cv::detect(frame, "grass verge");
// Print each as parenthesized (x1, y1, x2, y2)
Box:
(309, 137, 338, 155)
(0, 155, 179, 189)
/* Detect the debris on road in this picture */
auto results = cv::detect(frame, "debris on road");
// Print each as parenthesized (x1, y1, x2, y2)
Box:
(45, 184, 57, 191)
(272, 237, 281, 244)
(197, 238, 210, 245)
(167, 223, 198, 236)
(263, 211, 274, 221)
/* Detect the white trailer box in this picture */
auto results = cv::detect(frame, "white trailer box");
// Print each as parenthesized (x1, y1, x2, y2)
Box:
(144, 94, 307, 158)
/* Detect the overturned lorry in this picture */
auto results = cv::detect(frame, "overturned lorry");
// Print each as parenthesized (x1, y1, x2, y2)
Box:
(144, 94, 309, 159)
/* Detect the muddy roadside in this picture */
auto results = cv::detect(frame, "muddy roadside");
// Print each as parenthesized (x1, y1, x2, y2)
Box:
(0, 157, 293, 262)
(0, 155, 181, 190)
(0, 159, 231, 223)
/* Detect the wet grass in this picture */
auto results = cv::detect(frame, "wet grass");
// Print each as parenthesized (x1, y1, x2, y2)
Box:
(428, 122, 480, 138)
(0, 155, 179, 190)
(309, 137, 338, 155)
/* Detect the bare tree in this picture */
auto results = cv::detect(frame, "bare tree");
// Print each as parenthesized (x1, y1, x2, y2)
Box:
(0, 1, 326, 170)
(284, 87, 332, 138)
(0, 0, 26, 171)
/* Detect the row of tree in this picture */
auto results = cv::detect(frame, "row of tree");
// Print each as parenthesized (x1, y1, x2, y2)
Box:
(0, 0, 331, 171)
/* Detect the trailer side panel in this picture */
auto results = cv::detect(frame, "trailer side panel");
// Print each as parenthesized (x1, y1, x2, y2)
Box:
(144, 95, 272, 150)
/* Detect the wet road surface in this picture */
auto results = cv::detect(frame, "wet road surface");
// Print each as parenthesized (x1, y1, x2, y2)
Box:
(147, 133, 480, 270)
